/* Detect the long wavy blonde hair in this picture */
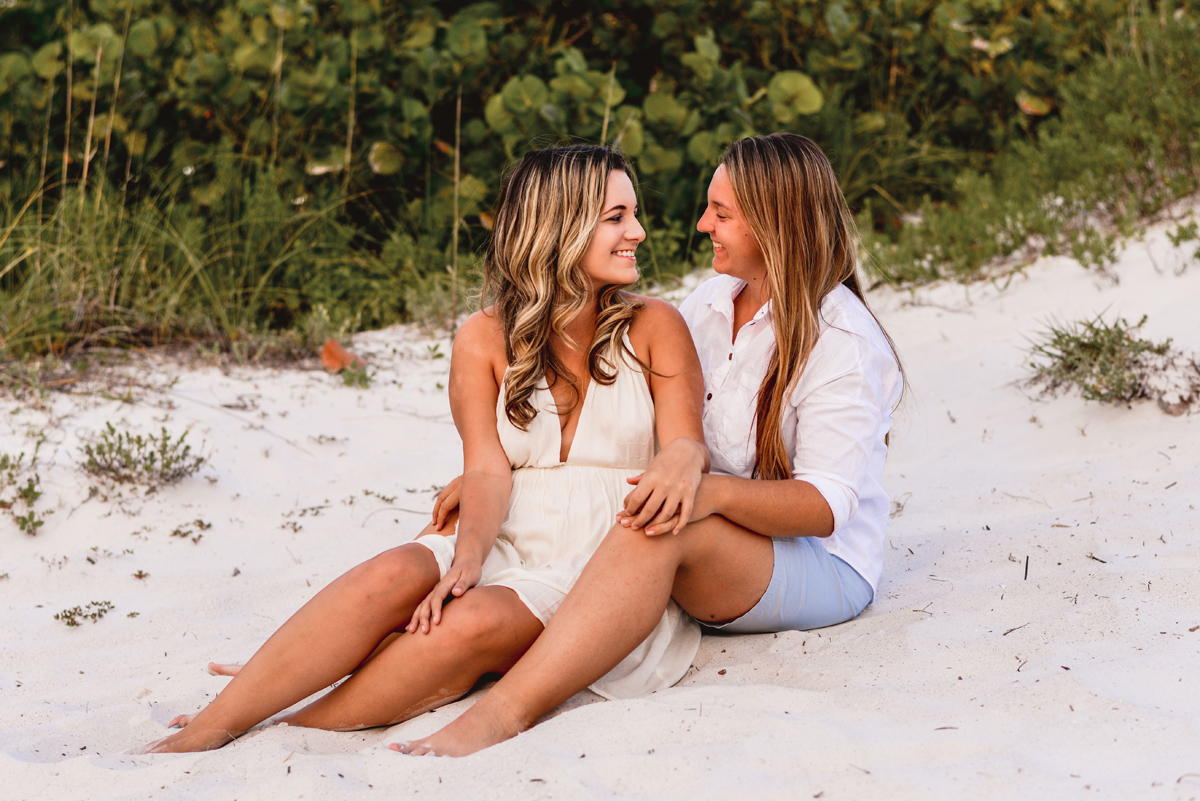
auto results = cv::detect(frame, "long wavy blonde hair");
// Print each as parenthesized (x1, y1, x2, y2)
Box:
(484, 145, 643, 430)
(722, 133, 903, 480)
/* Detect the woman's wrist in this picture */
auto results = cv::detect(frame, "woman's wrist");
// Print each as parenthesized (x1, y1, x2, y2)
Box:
(695, 473, 727, 520)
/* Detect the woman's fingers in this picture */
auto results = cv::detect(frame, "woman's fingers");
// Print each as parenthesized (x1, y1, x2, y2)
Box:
(432, 477, 463, 529)
(646, 514, 681, 536)
(645, 485, 686, 527)
(674, 495, 694, 534)
(630, 486, 672, 528)
(624, 473, 643, 486)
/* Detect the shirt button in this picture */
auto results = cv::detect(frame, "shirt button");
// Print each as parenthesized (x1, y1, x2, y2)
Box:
(706, 393, 712, 400)
(728, 353, 732, 360)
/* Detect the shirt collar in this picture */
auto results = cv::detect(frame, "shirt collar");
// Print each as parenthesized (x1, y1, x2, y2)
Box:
(704, 275, 774, 324)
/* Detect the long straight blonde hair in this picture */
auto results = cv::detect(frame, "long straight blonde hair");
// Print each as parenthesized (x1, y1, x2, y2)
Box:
(484, 145, 643, 430)
(722, 133, 902, 480)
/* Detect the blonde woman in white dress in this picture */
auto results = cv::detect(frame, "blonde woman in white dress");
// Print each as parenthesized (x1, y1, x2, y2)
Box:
(140, 145, 710, 753)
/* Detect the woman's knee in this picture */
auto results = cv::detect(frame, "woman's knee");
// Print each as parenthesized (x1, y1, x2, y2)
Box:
(432, 591, 539, 660)
(348, 545, 438, 606)
(602, 520, 686, 560)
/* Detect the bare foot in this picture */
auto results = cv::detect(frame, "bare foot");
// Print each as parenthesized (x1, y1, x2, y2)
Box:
(389, 693, 526, 757)
(207, 662, 242, 677)
(136, 724, 239, 754)
(167, 714, 194, 729)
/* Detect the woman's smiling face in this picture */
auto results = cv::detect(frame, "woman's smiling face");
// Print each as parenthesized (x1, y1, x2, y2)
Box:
(581, 170, 645, 290)
(696, 164, 767, 283)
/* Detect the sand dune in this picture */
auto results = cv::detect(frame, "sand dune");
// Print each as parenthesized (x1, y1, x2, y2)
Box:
(2, 210, 1198, 800)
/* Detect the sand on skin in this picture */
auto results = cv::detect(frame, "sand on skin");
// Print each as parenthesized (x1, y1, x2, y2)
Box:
(1, 209, 1199, 801)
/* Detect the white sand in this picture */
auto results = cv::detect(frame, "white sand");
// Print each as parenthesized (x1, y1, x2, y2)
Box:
(2, 211, 1198, 801)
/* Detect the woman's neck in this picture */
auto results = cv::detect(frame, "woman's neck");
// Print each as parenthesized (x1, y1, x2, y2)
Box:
(735, 268, 770, 315)
(558, 301, 600, 355)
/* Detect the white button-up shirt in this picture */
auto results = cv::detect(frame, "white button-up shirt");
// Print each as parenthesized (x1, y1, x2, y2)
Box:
(679, 275, 902, 591)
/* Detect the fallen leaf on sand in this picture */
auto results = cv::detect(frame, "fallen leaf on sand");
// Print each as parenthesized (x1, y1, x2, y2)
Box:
(321, 340, 364, 373)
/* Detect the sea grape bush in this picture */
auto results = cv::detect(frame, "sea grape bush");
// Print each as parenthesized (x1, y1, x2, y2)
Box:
(0, 0, 1193, 356)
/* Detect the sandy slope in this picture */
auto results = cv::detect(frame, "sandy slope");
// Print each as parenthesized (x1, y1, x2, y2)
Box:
(1, 212, 1198, 801)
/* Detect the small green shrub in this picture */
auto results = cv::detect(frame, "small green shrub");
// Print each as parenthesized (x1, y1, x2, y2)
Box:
(340, 361, 372, 389)
(1069, 228, 1118, 271)
(2, 451, 50, 535)
(54, 601, 115, 627)
(80, 423, 206, 487)
(1167, 221, 1200, 267)
(1026, 314, 1174, 404)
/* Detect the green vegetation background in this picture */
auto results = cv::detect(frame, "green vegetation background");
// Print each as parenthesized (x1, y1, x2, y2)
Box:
(1, 0, 1198, 358)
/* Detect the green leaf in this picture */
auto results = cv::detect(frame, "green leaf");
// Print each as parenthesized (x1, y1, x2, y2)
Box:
(233, 43, 275, 79)
(68, 24, 118, 63)
(31, 42, 63, 80)
(186, 53, 229, 87)
(238, 0, 270, 15)
(694, 30, 721, 64)
(368, 141, 403, 175)
(445, 16, 486, 60)
(402, 18, 436, 50)
(0, 53, 32, 95)
(485, 93, 518, 133)
(127, 19, 158, 58)
(305, 148, 346, 175)
(767, 71, 824, 117)
(638, 145, 683, 174)
(501, 75, 549, 117)
(270, 4, 297, 31)
(642, 92, 689, 129)
(612, 110, 643, 156)
(554, 47, 588, 76)
(681, 53, 713, 83)
(825, 3, 853, 44)
(687, 130, 723, 166)
(1016, 90, 1052, 115)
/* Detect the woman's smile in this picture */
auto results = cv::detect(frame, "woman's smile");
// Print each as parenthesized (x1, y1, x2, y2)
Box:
(613, 248, 637, 261)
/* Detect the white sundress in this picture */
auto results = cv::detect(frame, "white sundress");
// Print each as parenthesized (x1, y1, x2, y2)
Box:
(415, 338, 701, 700)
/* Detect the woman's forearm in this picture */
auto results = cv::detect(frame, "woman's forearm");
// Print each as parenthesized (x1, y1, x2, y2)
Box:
(453, 470, 512, 564)
(702, 473, 834, 538)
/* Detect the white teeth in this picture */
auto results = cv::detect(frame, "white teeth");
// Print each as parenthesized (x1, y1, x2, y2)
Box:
(614, 250, 636, 258)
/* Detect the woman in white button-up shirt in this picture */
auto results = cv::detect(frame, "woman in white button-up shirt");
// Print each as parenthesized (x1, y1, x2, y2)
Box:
(402, 133, 903, 757)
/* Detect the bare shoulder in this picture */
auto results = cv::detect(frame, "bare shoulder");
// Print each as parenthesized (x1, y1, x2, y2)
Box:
(622, 294, 696, 371)
(453, 309, 505, 355)
(451, 309, 507, 387)
(624, 294, 690, 339)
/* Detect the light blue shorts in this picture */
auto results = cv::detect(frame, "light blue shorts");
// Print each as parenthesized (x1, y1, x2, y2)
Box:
(701, 536, 873, 634)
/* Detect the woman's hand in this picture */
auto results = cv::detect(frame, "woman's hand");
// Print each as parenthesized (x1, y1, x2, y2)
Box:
(432, 476, 463, 530)
(405, 557, 482, 634)
(629, 472, 721, 536)
(616, 438, 707, 535)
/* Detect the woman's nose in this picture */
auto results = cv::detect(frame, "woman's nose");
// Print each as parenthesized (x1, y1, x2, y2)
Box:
(630, 217, 646, 243)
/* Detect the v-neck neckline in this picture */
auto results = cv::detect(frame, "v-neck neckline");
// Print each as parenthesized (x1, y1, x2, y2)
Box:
(548, 375, 594, 465)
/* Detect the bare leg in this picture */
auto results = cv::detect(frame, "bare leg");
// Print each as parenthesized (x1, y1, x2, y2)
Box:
(396, 516, 774, 757)
(283, 586, 542, 732)
(140, 542, 442, 753)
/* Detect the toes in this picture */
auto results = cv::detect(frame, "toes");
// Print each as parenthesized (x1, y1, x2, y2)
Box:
(167, 714, 193, 729)
(389, 741, 435, 756)
(207, 662, 242, 677)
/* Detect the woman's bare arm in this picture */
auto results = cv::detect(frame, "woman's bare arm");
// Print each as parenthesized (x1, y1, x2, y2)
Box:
(407, 312, 512, 632)
(694, 474, 833, 537)
(617, 297, 710, 533)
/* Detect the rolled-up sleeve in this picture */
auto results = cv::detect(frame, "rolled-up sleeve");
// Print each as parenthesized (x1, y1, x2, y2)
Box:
(789, 329, 892, 532)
